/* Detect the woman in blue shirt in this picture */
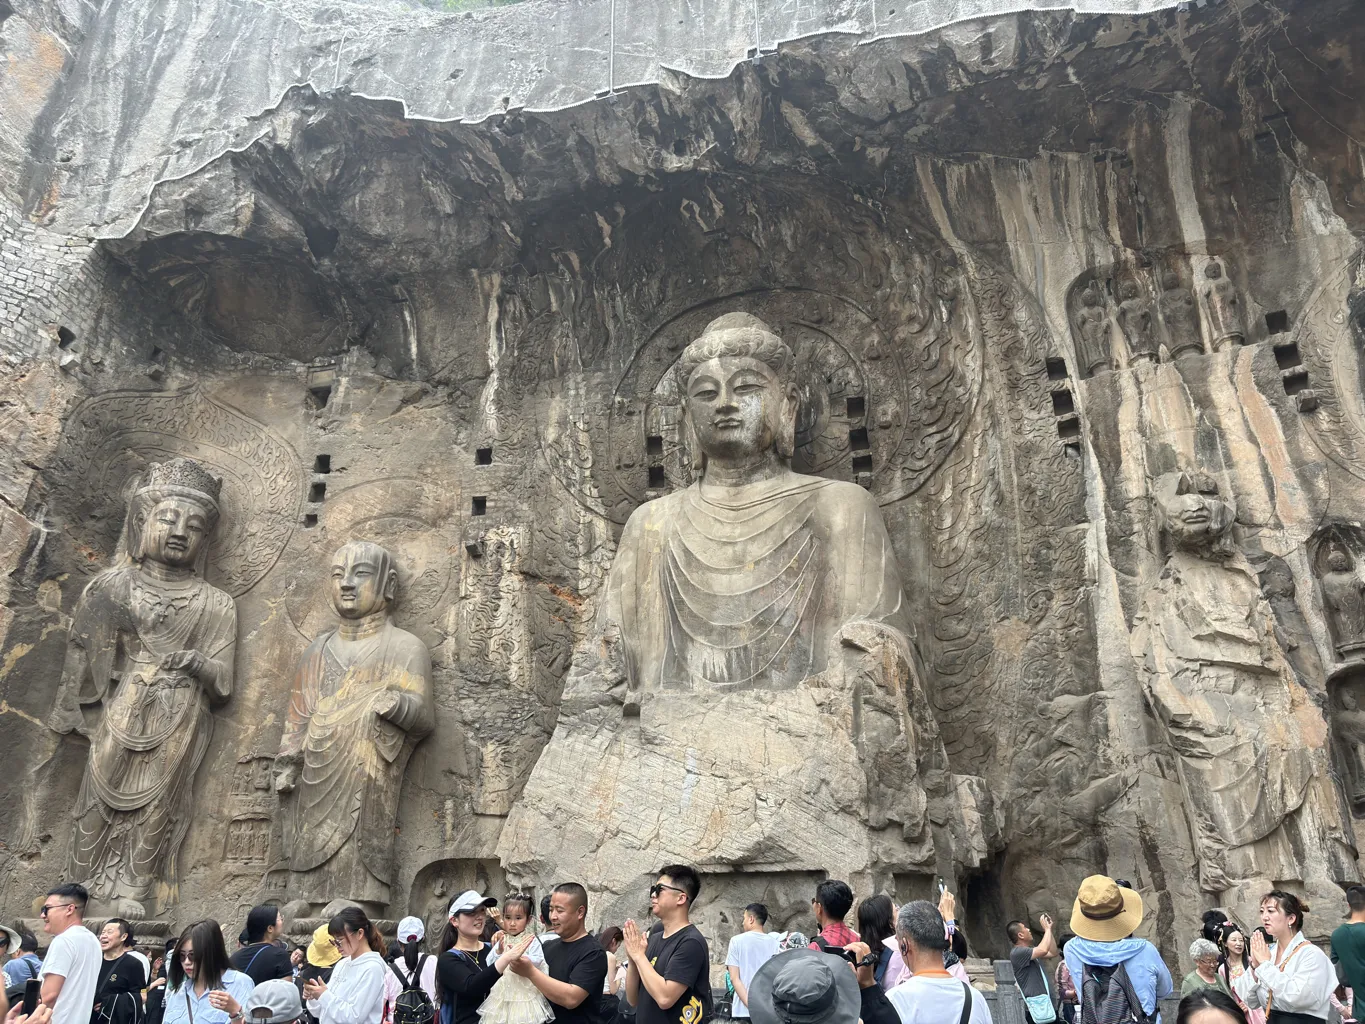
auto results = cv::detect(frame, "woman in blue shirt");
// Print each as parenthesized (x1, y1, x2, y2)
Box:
(163, 920, 255, 1024)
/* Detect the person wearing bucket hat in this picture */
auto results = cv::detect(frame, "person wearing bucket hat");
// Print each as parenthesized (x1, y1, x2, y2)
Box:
(1062, 877, 1171, 1024)
(747, 947, 860, 1024)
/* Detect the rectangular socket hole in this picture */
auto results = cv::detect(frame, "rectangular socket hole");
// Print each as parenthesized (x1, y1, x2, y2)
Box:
(1273, 342, 1302, 370)
(57, 326, 75, 349)
(1063, 442, 1082, 459)
(308, 482, 326, 503)
(1045, 357, 1069, 381)
(1050, 389, 1075, 416)
(1265, 310, 1290, 335)
(846, 396, 866, 418)
(1057, 417, 1082, 440)
(309, 385, 333, 409)
(646, 435, 664, 459)
(149, 346, 166, 364)
(1282, 370, 1311, 396)
(648, 465, 666, 488)
(313, 455, 331, 474)
(472, 496, 487, 516)
(852, 454, 874, 475)
(475, 447, 493, 466)
(848, 427, 871, 452)
(303, 513, 318, 528)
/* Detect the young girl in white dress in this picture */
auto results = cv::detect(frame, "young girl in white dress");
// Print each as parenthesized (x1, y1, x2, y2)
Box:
(479, 895, 554, 1024)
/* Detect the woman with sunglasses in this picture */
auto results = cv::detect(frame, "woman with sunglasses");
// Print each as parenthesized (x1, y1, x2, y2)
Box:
(301, 908, 386, 1024)
(163, 920, 255, 1024)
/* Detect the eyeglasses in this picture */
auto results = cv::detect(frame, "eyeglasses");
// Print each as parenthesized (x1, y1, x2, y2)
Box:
(649, 883, 687, 899)
(180, 951, 197, 963)
(40, 903, 76, 917)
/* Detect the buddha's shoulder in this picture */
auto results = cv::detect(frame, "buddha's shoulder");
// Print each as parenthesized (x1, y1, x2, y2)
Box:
(625, 488, 690, 528)
(804, 476, 881, 513)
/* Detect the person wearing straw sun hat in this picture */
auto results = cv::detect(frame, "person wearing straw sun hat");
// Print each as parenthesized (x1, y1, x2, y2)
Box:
(1062, 877, 1172, 1024)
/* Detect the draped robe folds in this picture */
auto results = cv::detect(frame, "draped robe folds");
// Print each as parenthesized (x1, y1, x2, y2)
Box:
(51, 565, 236, 901)
(603, 471, 909, 693)
(278, 620, 434, 904)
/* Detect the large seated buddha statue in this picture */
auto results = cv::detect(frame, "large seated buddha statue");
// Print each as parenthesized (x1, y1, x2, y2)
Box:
(500, 313, 995, 916)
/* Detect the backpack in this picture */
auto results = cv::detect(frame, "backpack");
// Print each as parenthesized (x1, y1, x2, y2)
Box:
(390, 956, 436, 1024)
(4, 957, 38, 1006)
(1080, 962, 1151, 1024)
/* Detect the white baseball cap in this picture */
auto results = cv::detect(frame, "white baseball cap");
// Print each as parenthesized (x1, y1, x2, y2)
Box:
(396, 916, 426, 943)
(448, 890, 498, 918)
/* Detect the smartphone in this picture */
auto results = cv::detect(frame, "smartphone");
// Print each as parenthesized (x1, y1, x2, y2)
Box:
(938, 879, 947, 897)
(23, 977, 41, 1016)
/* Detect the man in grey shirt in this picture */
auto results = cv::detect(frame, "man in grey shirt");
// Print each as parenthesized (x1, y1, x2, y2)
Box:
(1007, 913, 1058, 1024)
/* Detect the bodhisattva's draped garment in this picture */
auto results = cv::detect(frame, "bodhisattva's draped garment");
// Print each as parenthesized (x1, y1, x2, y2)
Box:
(279, 620, 433, 904)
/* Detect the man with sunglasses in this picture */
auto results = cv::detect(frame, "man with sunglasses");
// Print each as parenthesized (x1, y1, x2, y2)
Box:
(623, 866, 711, 1024)
(37, 883, 102, 1024)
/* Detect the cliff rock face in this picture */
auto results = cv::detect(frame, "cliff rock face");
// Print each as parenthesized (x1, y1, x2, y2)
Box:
(2, 0, 1365, 959)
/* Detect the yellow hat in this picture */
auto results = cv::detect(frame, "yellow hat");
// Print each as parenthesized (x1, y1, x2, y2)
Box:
(306, 923, 341, 968)
(1070, 875, 1145, 943)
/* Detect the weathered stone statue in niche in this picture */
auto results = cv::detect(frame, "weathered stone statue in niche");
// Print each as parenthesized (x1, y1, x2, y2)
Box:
(1332, 686, 1365, 815)
(1159, 267, 1203, 359)
(1131, 470, 1346, 920)
(1117, 279, 1158, 365)
(51, 458, 237, 918)
(274, 540, 434, 911)
(502, 312, 994, 921)
(1320, 544, 1365, 662)
(1074, 282, 1113, 376)
(1200, 260, 1245, 350)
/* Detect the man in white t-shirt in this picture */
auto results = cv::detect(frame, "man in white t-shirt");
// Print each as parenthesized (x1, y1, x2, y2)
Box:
(726, 904, 781, 1018)
(885, 902, 992, 1024)
(38, 883, 102, 1024)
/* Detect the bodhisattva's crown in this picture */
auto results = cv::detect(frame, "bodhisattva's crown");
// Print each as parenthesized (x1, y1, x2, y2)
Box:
(138, 458, 223, 504)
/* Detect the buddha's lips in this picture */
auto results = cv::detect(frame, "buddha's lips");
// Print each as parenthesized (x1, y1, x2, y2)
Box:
(713, 418, 743, 428)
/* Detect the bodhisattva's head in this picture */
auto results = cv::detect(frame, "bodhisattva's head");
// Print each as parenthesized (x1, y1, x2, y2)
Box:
(1329, 545, 1354, 574)
(1154, 470, 1236, 553)
(330, 540, 397, 619)
(131, 458, 222, 569)
(676, 312, 799, 467)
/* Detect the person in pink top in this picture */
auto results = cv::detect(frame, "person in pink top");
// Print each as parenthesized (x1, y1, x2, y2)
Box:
(883, 890, 968, 988)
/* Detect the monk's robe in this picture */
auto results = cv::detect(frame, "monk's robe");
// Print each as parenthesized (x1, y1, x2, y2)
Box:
(279, 620, 434, 904)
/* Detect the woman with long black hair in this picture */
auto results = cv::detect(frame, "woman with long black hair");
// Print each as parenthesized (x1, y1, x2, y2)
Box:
(1217, 923, 1264, 1024)
(303, 907, 386, 1024)
(163, 920, 256, 1024)
(93, 919, 146, 1024)
(435, 893, 526, 1024)
(855, 896, 896, 990)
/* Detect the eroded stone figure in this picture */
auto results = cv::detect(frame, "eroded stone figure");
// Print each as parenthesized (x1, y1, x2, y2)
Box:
(1159, 267, 1203, 358)
(274, 541, 434, 910)
(1201, 261, 1245, 350)
(1117, 279, 1158, 365)
(502, 313, 993, 919)
(1320, 544, 1365, 662)
(51, 458, 236, 918)
(1333, 688, 1365, 814)
(1131, 470, 1347, 919)
(1074, 282, 1113, 376)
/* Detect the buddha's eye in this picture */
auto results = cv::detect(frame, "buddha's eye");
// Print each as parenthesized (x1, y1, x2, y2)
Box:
(733, 383, 765, 395)
(691, 388, 719, 401)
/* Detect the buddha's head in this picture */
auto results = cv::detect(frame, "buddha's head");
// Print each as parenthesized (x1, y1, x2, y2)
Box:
(130, 458, 222, 569)
(1329, 544, 1354, 574)
(1154, 470, 1236, 553)
(329, 540, 397, 619)
(676, 312, 799, 465)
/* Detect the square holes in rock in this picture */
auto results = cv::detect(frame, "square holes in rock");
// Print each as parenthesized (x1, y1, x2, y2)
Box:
(1051, 389, 1076, 416)
(648, 465, 666, 488)
(1273, 343, 1303, 371)
(472, 496, 487, 516)
(1282, 370, 1311, 396)
(852, 454, 874, 475)
(309, 482, 327, 503)
(303, 514, 318, 528)
(309, 385, 333, 409)
(1265, 310, 1290, 335)
(646, 435, 664, 459)
(1046, 357, 1069, 381)
(846, 396, 866, 419)
(848, 427, 871, 452)
(475, 447, 493, 466)
(1057, 417, 1082, 440)
(57, 326, 75, 349)
(313, 455, 331, 474)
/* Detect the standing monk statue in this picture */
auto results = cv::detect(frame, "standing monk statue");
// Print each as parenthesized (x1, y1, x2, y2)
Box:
(274, 540, 434, 911)
(51, 458, 237, 919)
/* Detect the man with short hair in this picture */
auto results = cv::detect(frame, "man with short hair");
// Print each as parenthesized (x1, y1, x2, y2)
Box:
(37, 883, 101, 1024)
(810, 881, 858, 952)
(510, 882, 607, 1024)
(725, 904, 779, 1018)
(624, 865, 712, 1024)
(1007, 914, 1057, 1024)
(231, 905, 294, 983)
(886, 901, 992, 1024)
(4, 930, 43, 990)
(1332, 885, 1365, 1005)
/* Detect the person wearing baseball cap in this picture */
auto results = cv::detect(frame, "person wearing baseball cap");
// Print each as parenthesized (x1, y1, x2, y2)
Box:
(244, 980, 304, 1024)
(385, 916, 438, 1017)
(436, 892, 527, 1024)
(1062, 876, 1171, 1023)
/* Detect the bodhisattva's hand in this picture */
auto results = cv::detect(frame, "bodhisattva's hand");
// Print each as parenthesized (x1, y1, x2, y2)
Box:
(846, 942, 876, 990)
(273, 759, 299, 794)
(1250, 931, 1270, 968)
(160, 650, 206, 678)
(374, 691, 402, 719)
(622, 920, 648, 963)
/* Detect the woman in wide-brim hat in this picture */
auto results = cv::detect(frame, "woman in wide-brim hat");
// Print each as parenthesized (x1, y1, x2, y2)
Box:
(1063, 876, 1172, 1021)
(1069, 875, 1145, 942)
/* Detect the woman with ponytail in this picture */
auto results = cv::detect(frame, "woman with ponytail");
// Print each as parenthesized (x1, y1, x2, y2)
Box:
(303, 908, 386, 1024)
(383, 918, 438, 1023)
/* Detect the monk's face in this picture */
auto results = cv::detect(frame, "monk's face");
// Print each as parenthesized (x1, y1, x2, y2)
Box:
(141, 496, 210, 567)
(1157, 474, 1234, 551)
(685, 355, 792, 461)
(330, 547, 389, 619)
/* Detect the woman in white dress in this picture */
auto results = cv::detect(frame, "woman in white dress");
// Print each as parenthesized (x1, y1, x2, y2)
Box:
(1232, 891, 1335, 1024)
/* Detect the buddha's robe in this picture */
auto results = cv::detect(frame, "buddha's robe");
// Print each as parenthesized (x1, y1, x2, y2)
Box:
(279, 620, 433, 904)
(52, 565, 237, 899)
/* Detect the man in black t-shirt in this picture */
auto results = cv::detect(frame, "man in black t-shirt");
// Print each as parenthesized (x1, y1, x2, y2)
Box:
(624, 864, 711, 1024)
(230, 905, 295, 984)
(511, 882, 607, 1024)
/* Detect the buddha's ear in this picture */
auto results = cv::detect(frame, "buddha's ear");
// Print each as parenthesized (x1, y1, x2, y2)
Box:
(682, 403, 705, 476)
(383, 567, 399, 604)
(775, 383, 799, 460)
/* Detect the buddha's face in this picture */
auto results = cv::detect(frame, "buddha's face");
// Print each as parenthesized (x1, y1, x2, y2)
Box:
(1157, 474, 1234, 551)
(685, 355, 795, 461)
(1330, 549, 1352, 573)
(141, 496, 210, 567)
(330, 546, 391, 619)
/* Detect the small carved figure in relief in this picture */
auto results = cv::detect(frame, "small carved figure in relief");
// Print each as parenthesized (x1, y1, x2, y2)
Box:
(1201, 261, 1245, 351)
(1333, 688, 1365, 814)
(1159, 267, 1204, 359)
(1117, 280, 1158, 365)
(1131, 470, 1335, 912)
(1074, 282, 1113, 376)
(50, 458, 237, 919)
(1321, 544, 1365, 662)
(274, 540, 434, 911)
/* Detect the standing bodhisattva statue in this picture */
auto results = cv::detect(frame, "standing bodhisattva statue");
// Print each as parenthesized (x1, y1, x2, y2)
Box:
(274, 540, 434, 911)
(52, 458, 237, 918)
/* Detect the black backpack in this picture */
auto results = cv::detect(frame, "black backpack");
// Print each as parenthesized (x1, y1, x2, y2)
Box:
(390, 956, 436, 1024)
(1080, 962, 1151, 1024)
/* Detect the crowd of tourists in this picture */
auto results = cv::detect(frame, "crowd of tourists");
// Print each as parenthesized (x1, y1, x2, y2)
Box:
(8, 872, 1365, 1024)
